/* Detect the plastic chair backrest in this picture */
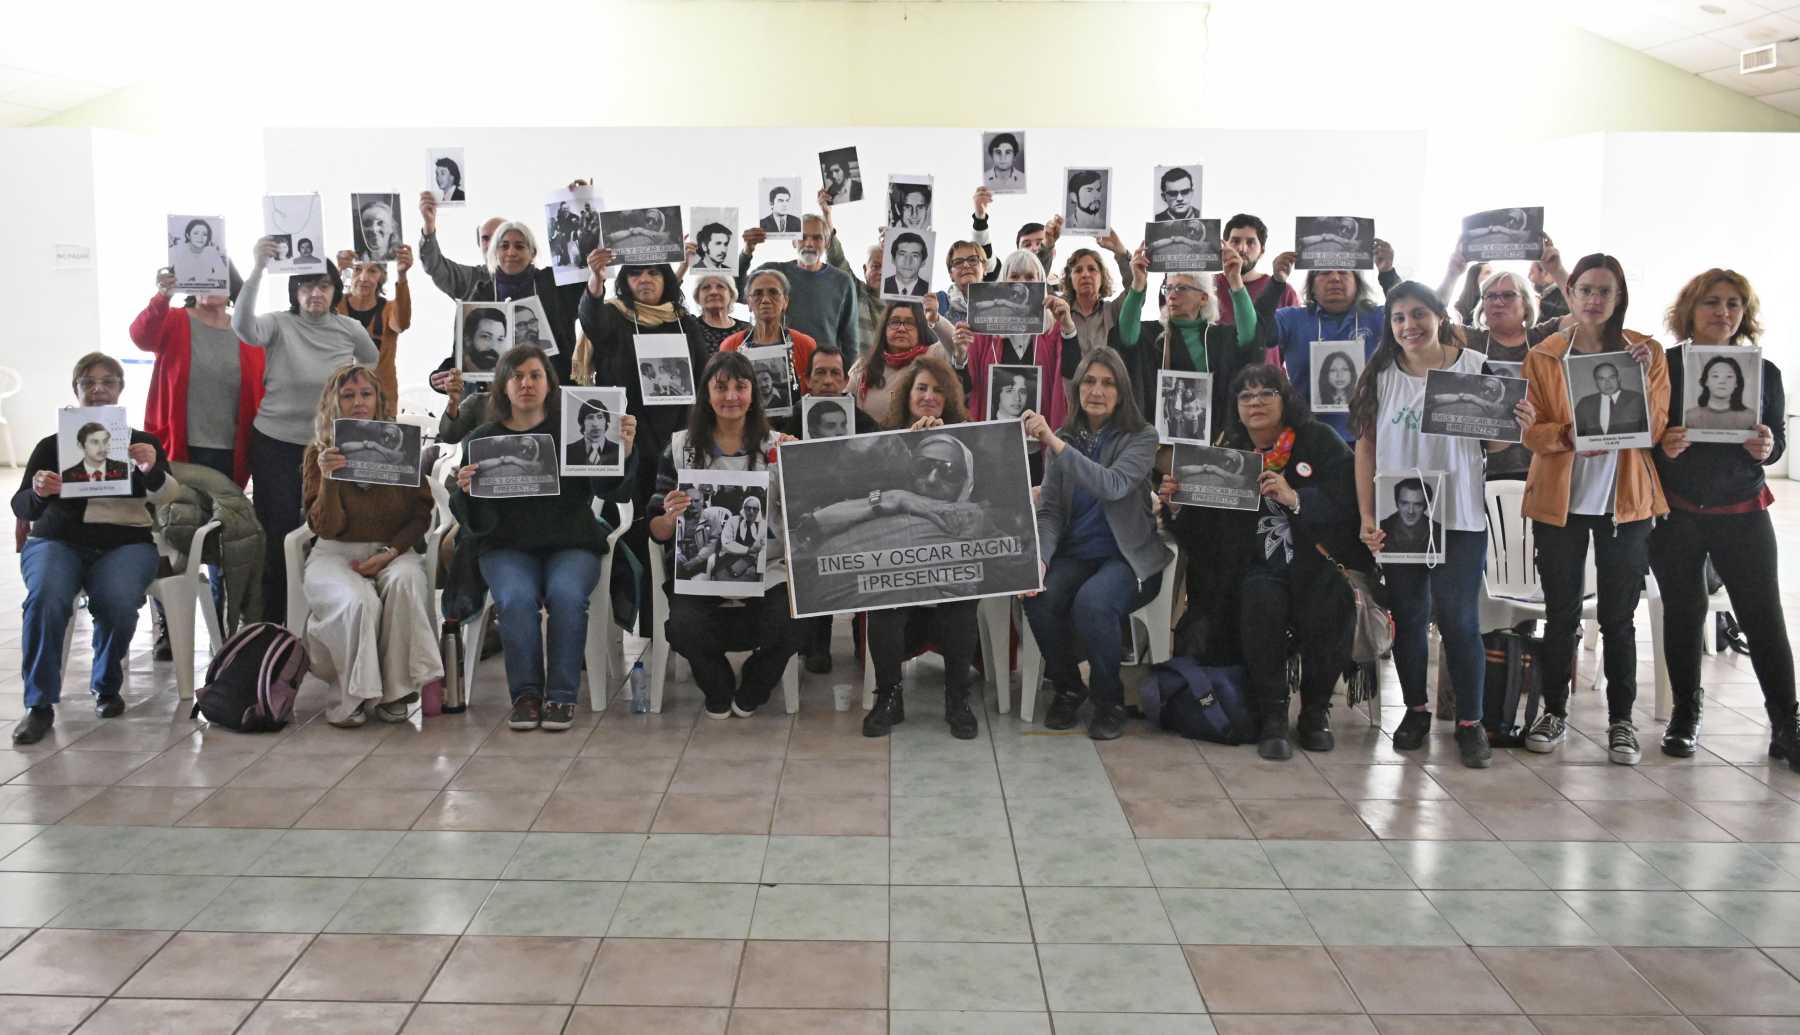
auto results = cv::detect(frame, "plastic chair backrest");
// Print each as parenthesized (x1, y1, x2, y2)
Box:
(0, 366, 20, 402)
(1484, 482, 1535, 598)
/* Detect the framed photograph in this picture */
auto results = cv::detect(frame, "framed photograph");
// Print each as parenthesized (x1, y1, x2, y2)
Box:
(966, 281, 1045, 335)
(801, 395, 856, 440)
(981, 131, 1026, 193)
(880, 228, 935, 303)
(778, 420, 1043, 618)
(1482, 360, 1532, 476)
(1169, 444, 1259, 511)
(503, 296, 556, 355)
(687, 206, 740, 275)
(1461, 206, 1544, 262)
(455, 302, 509, 383)
(1422, 368, 1526, 443)
(636, 334, 696, 406)
(263, 194, 326, 275)
(560, 386, 629, 476)
(1375, 472, 1446, 564)
(167, 215, 228, 297)
(819, 146, 863, 204)
(467, 434, 559, 498)
(349, 193, 402, 264)
(57, 406, 132, 499)
(1566, 351, 1652, 451)
(1154, 370, 1212, 445)
(743, 343, 797, 417)
(756, 177, 803, 238)
(674, 469, 770, 598)
(987, 365, 1041, 422)
(1309, 341, 1364, 414)
(330, 419, 422, 487)
(1295, 216, 1375, 271)
(1681, 344, 1762, 444)
(887, 174, 934, 230)
(600, 206, 684, 266)
(544, 185, 602, 286)
(427, 147, 466, 205)
(1152, 164, 1203, 222)
(1145, 218, 1221, 274)
(1063, 167, 1111, 236)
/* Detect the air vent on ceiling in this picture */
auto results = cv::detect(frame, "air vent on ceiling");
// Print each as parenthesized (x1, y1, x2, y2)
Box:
(1741, 40, 1799, 74)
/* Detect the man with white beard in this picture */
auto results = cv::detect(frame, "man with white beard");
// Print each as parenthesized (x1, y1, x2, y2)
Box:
(738, 213, 861, 362)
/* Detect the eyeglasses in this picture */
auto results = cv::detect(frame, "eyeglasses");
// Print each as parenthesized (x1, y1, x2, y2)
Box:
(912, 457, 963, 482)
(1166, 285, 1205, 296)
(888, 318, 917, 329)
(77, 378, 123, 391)
(1574, 285, 1614, 300)
(1483, 291, 1520, 303)
(1237, 388, 1281, 403)
(949, 256, 983, 269)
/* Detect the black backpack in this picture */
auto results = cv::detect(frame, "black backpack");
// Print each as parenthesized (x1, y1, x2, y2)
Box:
(1482, 629, 1543, 747)
(190, 622, 307, 732)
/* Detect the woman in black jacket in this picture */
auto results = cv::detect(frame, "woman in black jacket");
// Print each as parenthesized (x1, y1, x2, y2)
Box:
(1650, 268, 1793, 763)
(1162, 364, 1374, 760)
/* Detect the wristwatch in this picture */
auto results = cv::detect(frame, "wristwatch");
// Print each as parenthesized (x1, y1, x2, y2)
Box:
(868, 490, 883, 509)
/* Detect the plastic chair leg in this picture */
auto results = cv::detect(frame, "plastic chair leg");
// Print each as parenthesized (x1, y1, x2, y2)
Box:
(977, 597, 1012, 713)
(1650, 597, 1672, 723)
(783, 655, 800, 714)
(155, 579, 199, 699)
(1017, 602, 1044, 724)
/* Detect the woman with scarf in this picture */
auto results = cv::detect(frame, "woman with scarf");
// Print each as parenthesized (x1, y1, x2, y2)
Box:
(721, 268, 817, 394)
(1023, 348, 1170, 741)
(1109, 242, 1267, 428)
(847, 301, 968, 421)
(963, 250, 1080, 426)
(334, 248, 413, 416)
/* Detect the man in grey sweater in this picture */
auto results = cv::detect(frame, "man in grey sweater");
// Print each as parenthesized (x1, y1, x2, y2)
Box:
(738, 213, 859, 364)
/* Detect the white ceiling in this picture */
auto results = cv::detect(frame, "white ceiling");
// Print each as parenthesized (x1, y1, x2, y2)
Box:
(0, 64, 132, 127)
(1564, 0, 1800, 112)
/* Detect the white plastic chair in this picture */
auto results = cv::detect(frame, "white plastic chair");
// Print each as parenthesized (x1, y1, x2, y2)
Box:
(396, 382, 442, 421)
(859, 595, 1014, 711)
(647, 540, 800, 715)
(0, 366, 19, 467)
(67, 522, 223, 699)
(284, 500, 451, 656)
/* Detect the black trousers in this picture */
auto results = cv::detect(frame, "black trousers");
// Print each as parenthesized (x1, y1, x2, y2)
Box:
(868, 600, 978, 692)
(1535, 514, 1652, 723)
(665, 584, 802, 712)
(1240, 569, 1348, 717)
(1649, 507, 1796, 722)
(249, 429, 307, 626)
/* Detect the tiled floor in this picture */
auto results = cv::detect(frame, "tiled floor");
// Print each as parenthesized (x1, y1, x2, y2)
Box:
(3, 504, 1800, 1033)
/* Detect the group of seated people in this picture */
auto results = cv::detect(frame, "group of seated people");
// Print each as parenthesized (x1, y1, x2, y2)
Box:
(11, 182, 1789, 792)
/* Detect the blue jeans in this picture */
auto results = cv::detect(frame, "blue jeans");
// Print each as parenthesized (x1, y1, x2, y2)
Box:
(478, 547, 601, 705)
(1023, 555, 1162, 709)
(21, 538, 160, 709)
(1382, 529, 1487, 723)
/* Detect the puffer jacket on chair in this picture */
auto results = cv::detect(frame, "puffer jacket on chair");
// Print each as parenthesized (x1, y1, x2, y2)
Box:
(153, 461, 266, 630)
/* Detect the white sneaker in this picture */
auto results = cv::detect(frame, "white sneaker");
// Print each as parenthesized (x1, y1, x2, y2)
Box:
(1608, 721, 1642, 766)
(373, 701, 411, 723)
(1524, 713, 1567, 754)
(326, 704, 368, 729)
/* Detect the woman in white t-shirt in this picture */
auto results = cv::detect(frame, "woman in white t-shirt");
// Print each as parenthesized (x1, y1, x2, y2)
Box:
(1350, 282, 1535, 769)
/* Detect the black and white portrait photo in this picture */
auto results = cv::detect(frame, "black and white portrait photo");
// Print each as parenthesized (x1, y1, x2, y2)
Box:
(779, 420, 1042, 617)
(819, 147, 863, 204)
(503, 297, 556, 356)
(743, 343, 797, 417)
(331, 419, 423, 487)
(560, 386, 628, 476)
(1063, 167, 1111, 235)
(674, 469, 770, 598)
(1422, 368, 1526, 443)
(887, 175, 933, 230)
(636, 334, 697, 406)
(1682, 344, 1762, 444)
(56, 406, 132, 500)
(686, 207, 741, 274)
(1461, 206, 1544, 262)
(1155, 370, 1212, 445)
(1295, 216, 1375, 271)
(966, 281, 1045, 336)
(544, 186, 602, 286)
(167, 215, 228, 297)
(880, 228, 935, 303)
(456, 303, 509, 383)
(1376, 472, 1445, 564)
(1170, 444, 1259, 511)
(801, 395, 856, 440)
(987, 365, 1041, 422)
(601, 205, 684, 266)
(1309, 341, 1364, 414)
(350, 192, 402, 264)
(263, 194, 324, 276)
(757, 177, 802, 237)
(1567, 351, 1652, 450)
(468, 434, 559, 499)
(1152, 164, 1202, 222)
(1483, 360, 1533, 476)
(1145, 218, 1221, 274)
(982, 131, 1026, 193)
(427, 147, 466, 204)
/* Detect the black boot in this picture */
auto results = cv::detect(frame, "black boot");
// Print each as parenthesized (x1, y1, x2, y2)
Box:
(1770, 702, 1794, 762)
(863, 684, 904, 738)
(1043, 688, 1086, 731)
(1088, 702, 1125, 741)
(944, 684, 978, 740)
(152, 606, 173, 663)
(1662, 687, 1703, 758)
(1297, 701, 1335, 753)
(12, 706, 53, 745)
(1258, 694, 1293, 760)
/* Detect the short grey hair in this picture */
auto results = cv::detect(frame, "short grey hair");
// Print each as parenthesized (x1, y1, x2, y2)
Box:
(746, 266, 791, 299)
(484, 221, 540, 273)
(694, 272, 738, 305)
(1164, 272, 1220, 324)
(1000, 248, 1046, 282)
(1474, 268, 1538, 328)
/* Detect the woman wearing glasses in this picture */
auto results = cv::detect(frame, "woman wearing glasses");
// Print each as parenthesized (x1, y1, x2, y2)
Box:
(848, 301, 967, 420)
(1464, 267, 1561, 479)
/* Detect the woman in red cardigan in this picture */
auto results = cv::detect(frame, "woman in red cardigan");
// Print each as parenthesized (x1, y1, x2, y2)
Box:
(964, 249, 1081, 428)
(129, 269, 266, 486)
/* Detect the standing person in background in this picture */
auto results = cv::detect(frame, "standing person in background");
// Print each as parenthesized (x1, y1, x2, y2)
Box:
(740, 212, 859, 362)
(334, 247, 414, 417)
(130, 266, 264, 488)
(722, 268, 818, 395)
(1060, 232, 1135, 359)
(1270, 263, 1389, 442)
(849, 302, 969, 420)
(964, 250, 1079, 426)
(1110, 242, 1265, 425)
(234, 237, 379, 625)
(1217, 214, 1299, 330)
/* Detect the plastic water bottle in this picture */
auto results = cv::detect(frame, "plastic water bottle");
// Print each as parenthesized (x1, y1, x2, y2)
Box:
(629, 661, 650, 713)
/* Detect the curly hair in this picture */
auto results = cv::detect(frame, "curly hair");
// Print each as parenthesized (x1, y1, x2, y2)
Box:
(883, 354, 968, 429)
(1665, 267, 1761, 345)
(311, 364, 387, 448)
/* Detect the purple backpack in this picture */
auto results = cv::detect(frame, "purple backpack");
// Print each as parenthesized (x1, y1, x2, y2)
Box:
(190, 622, 307, 732)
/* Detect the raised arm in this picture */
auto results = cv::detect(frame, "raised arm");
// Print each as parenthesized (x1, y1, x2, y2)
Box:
(128, 285, 176, 353)
(230, 252, 282, 348)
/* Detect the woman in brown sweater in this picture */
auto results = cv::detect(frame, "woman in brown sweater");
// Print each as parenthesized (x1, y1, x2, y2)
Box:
(302, 364, 442, 727)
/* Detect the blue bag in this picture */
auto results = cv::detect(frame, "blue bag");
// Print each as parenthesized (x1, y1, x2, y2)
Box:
(1141, 657, 1257, 745)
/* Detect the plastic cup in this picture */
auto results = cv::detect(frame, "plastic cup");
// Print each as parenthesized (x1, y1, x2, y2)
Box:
(832, 683, 853, 711)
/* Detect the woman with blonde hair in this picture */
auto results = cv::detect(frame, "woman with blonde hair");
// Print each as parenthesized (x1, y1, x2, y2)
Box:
(301, 364, 441, 727)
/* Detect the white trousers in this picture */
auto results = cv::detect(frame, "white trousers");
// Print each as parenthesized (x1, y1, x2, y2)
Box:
(302, 540, 443, 722)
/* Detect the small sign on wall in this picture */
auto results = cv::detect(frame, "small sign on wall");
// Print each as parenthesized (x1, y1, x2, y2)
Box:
(53, 243, 93, 269)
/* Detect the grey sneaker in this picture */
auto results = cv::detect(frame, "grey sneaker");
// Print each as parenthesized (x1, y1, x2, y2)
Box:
(540, 701, 576, 731)
(1607, 721, 1641, 766)
(1524, 713, 1567, 754)
(373, 701, 411, 723)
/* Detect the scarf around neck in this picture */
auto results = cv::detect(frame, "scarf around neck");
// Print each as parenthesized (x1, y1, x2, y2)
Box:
(611, 298, 679, 328)
(494, 267, 536, 302)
